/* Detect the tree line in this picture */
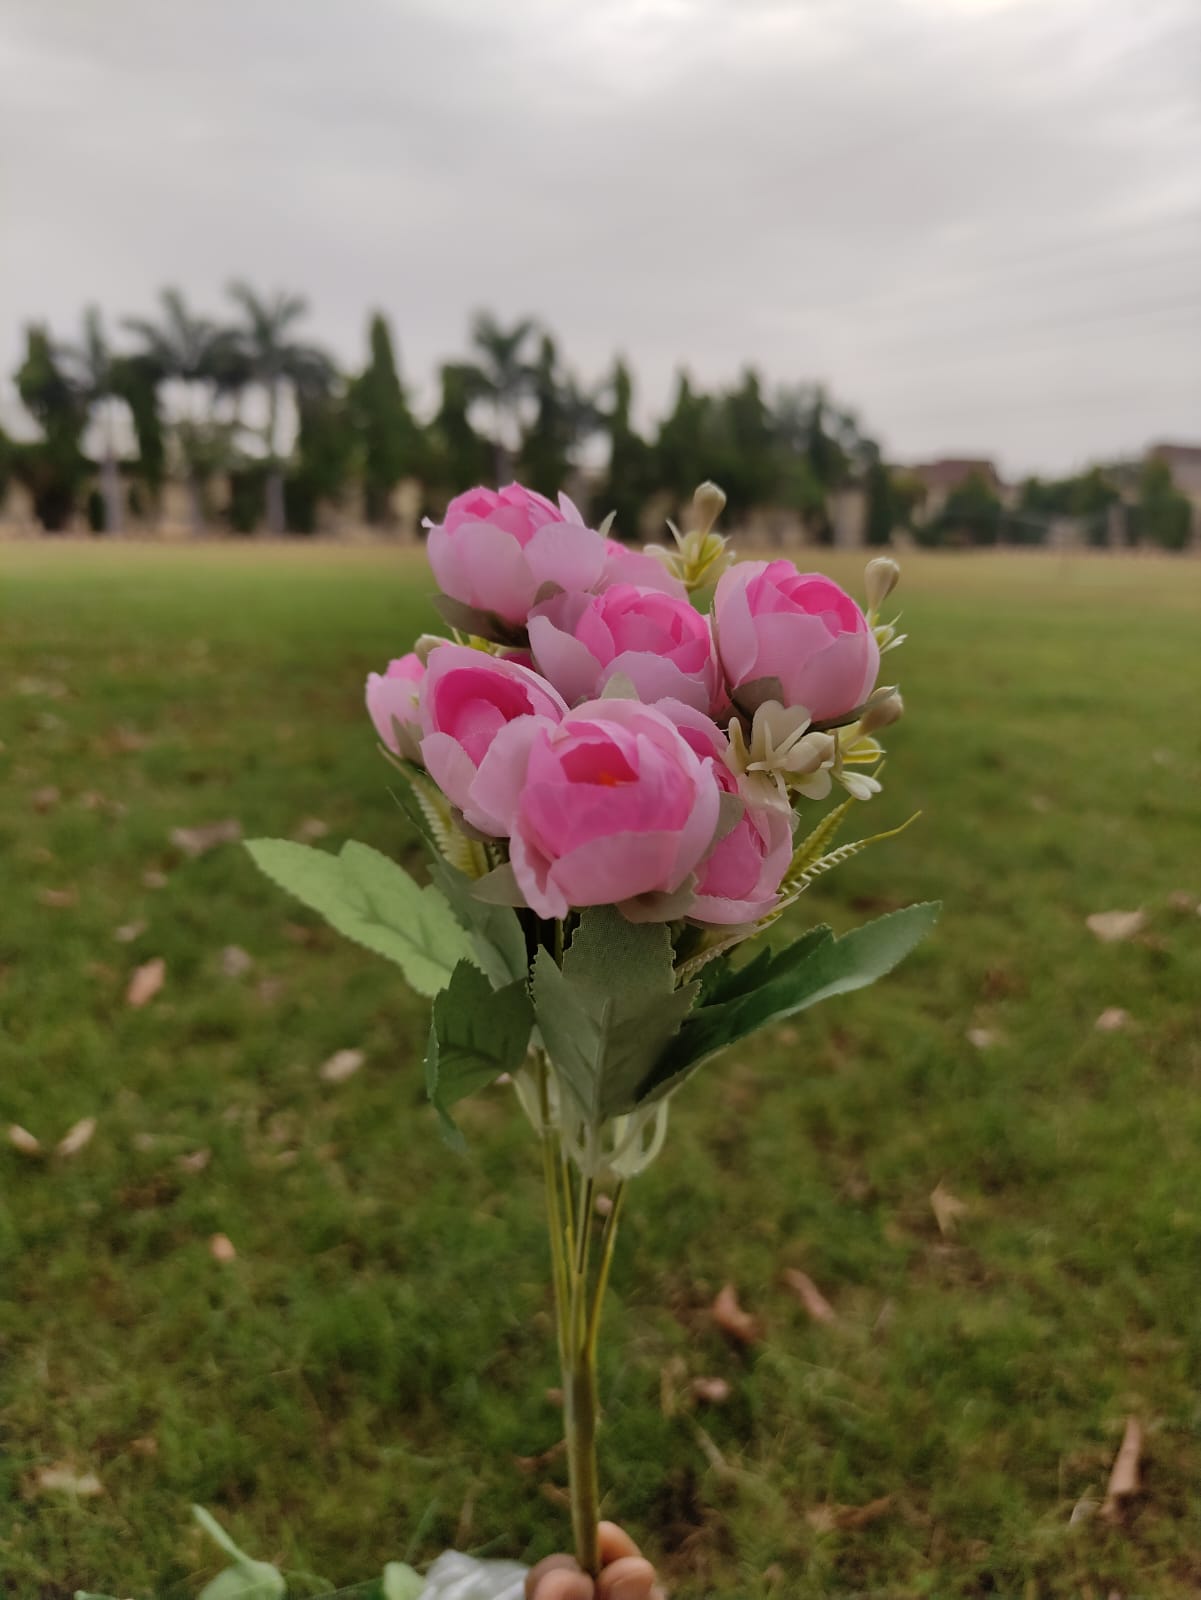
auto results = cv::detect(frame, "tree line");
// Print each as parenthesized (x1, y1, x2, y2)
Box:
(0, 286, 1192, 549)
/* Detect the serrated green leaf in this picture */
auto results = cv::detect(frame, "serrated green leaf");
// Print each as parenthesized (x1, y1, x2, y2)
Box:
(779, 812, 920, 908)
(534, 907, 699, 1123)
(789, 795, 856, 880)
(381, 1563, 425, 1600)
(427, 858, 529, 988)
(401, 766, 490, 877)
(425, 960, 534, 1145)
(245, 839, 475, 997)
(639, 903, 940, 1102)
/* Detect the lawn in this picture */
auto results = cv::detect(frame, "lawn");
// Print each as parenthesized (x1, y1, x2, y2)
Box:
(2, 541, 1199, 1600)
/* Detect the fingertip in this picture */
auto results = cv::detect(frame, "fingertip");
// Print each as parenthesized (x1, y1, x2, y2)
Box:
(530, 1569, 594, 1600)
(595, 1554, 657, 1600)
(597, 1520, 643, 1562)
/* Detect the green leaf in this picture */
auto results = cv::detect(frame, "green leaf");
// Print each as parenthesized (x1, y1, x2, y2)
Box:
(192, 1507, 286, 1600)
(789, 795, 856, 879)
(245, 839, 475, 997)
(381, 1563, 426, 1600)
(427, 858, 529, 988)
(533, 907, 699, 1123)
(640, 903, 940, 1101)
(425, 960, 535, 1145)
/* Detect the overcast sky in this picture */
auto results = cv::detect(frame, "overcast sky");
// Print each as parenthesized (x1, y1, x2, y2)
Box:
(2, 0, 1198, 477)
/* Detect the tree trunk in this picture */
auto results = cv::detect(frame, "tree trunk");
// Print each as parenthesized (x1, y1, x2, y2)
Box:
(265, 468, 286, 536)
(100, 447, 124, 536)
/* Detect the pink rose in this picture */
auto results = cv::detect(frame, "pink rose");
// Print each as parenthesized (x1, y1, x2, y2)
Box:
(601, 538, 687, 598)
(657, 701, 792, 925)
(528, 584, 719, 712)
(469, 699, 722, 919)
(714, 560, 879, 723)
(418, 643, 566, 824)
(366, 652, 425, 761)
(426, 483, 607, 626)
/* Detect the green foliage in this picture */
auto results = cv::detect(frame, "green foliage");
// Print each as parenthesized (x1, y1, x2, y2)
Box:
(425, 961, 535, 1144)
(245, 839, 474, 997)
(533, 908, 699, 1124)
(643, 904, 940, 1100)
(427, 859, 529, 988)
(1135, 458, 1192, 551)
(425, 362, 493, 495)
(380, 1564, 425, 1600)
(347, 313, 416, 523)
(926, 471, 1003, 547)
(599, 357, 654, 541)
(192, 1506, 286, 1600)
(112, 353, 167, 495)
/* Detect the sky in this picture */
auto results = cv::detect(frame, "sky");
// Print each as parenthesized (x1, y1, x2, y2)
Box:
(1, 0, 1199, 478)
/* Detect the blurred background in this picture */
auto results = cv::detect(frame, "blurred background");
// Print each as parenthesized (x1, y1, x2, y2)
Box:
(2, 4, 1199, 1599)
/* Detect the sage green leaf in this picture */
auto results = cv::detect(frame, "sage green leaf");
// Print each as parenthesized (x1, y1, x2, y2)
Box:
(641, 902, 940, 1102)
(428, 859, 529, 988)
(192, 1506, 286, 1600)
(425, 960, 535, 1145)
(245, 839, 475, 997)
(381, 1563, 425, 1600)
(533, 907, 699, 1123)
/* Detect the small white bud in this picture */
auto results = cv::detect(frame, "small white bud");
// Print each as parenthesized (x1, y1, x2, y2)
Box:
(864, 556, 901, 614)
(690, 481, 727, 536)
(857, 687, 904, 736)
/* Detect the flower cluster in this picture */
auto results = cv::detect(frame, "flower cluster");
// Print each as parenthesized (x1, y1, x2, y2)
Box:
(366, 481, 905, 930)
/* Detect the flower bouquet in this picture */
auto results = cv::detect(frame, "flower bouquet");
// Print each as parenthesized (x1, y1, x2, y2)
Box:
(245, 480, 937, 1583)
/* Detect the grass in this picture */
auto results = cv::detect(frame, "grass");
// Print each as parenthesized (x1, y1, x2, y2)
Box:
(1, 541, 1199, 1600)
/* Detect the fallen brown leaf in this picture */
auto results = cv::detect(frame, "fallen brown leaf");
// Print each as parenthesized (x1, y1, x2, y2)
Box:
(1101, 1416, 1142, 1522)
(782, 1268, 838, 1325)
(514, 1439, 567, 1474)
(1095, 1007, 1132, 1033)
(57, 1118, 96, 1158)
(170, 818, 242, 858)
(807, 1495, 893, 1533)
(209, 1233, 237, 1264)
(126, 957, 166, 1008)
(293, 817, 330, 842)
(220, 944, 254, 978)
(691, 1376, 732, 1405)
(966, 1027, 999, 1050)
(34, 1464, 103, 1497)
(32, 785, 61, 812)
(320, 1047, 365, 1084)
(37, 887, 78, 909)
(1167, 890, 1196, 914)
(1086, 909, 1146, 944)
(114, 919, 148, 944)
(141, 868, 169, 890)
(129, 1436, 158, 1458)
(178, 1148, 212, 1174)
(930, 1181, 969, 1239)
(112, 725, 150, 752)
(8, 1124, 42, 1157)
(712, 1283, 759, 1345)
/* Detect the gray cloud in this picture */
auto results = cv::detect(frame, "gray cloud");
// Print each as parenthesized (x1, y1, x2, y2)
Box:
(2, 0, 1198, 475)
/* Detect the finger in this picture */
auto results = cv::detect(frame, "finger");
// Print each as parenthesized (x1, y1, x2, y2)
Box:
(597, 1521, 643, 1563)
(595, 1554, 658, 1600)
(529, 1567, 594, 1600)
(526, 1555, 586, 1600)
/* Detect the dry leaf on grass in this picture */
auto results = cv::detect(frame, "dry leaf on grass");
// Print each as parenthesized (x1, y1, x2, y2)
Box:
(320, 1048, 365, 1084)
(114, 919, 147, 944)
(1101, 1416, 1142, 1522)
(1167, 890, 1196, 914)
(782, 1268, 838, 1325)
(32, 785, 61, 813)
(807, 1495, 893, 1533)
(37, 887, 78, 909)
(178, 1148, 212, 1174)
(130, 1435, 158, 1458)
(1086, 909, 1146, 944)
(712, 1283, 759, 1345)
(1095, 1007, 1132, 1033)
(8, 1124, 42, 1157)
(293, 817, 330, 842)
(34, 1464, 103, 1497)
(966, 1027, 999, 1050)
(126, 958, 166, 1008)
(594, 1192, 614, 1217)
(691, 1376, 732, 1405)
(930, 1181, 969, 1239)
(57, 1118, 96, 1158)
(141, 868, 169, 890)
(220, 944, 254, 978)
(170, 818, 243, 858)
(209, 1233, 237, 1263)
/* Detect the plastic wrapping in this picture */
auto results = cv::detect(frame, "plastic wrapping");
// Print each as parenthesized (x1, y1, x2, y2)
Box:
(419, 1549, 529, 1599)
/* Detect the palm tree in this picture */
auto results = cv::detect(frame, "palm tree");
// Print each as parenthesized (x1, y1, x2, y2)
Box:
(464, 311, 538, 480)
(225, 282, 336, 534)
(124, 288, 228, 534)
(59, 307, 124, 534)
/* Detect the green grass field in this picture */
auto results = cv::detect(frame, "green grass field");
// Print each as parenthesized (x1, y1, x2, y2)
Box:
(2, 542, 1199, 1600)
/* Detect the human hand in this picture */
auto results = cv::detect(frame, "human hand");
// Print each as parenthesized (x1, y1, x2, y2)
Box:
(525, 1520, 665, 1600)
